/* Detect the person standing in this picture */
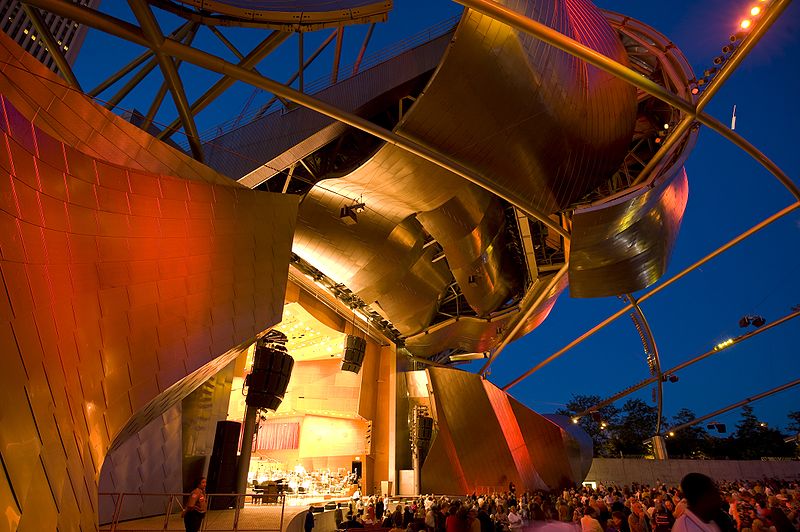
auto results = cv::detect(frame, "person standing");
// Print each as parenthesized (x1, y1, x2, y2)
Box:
(377, 496, 385, 521)
(183, 477, 207, 532)
(305, 506, 316, 532)
(671, 473, 723, 532)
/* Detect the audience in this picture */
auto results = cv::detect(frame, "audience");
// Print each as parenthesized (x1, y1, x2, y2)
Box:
(335, 476, 800, 532)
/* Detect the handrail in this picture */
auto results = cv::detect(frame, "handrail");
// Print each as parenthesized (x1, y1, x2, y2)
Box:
(98, 491, 287, 532)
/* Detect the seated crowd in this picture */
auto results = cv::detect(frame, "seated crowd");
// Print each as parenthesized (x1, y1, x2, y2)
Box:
(334, 477, 799, 532)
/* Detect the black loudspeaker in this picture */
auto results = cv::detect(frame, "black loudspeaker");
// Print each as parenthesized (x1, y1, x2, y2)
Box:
(246, 331, 294, 410)
(417, 416, 434, 441)
(207, 420, 241, 509)
(341, 334, 366, 373)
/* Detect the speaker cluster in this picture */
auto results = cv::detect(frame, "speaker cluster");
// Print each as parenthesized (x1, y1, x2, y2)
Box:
(245, 330, 294, 410)
(341, 334, 366, 373)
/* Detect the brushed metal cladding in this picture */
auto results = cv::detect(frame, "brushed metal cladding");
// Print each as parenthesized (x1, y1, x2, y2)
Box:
(417, 192, 522, 316)
(208, 31, 454, 184)
(396, 0, 637, 216)
(543, 414, 594, 483)
(293, 184, 451, 335)
(421, 368, 591, 493)
(569, 165, 689, 298)
(402, 271, 566, 356)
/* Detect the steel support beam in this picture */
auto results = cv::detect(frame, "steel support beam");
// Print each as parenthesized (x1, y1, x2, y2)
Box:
(21, 4, 81, 90)
(331, 26, 344, 84)
(298, 31, 304, 93)
(254, 29, 337, 119)
(503, 201, 800, 390)
(575, 308, 800, 420)
(87, 20, 192, 99)
(631, 0, 787, 187)
(452, 0, 800, 200)
(478, 263, 568, 376)
(353, 23, 375, 75)
(668, 377, 800, 435)
(627, 294, 664, 434)
(127, 0, 203, 161)
(20, 0, 572, 240)
(158, 30, 290, 140)
(141, 24, 199, 133)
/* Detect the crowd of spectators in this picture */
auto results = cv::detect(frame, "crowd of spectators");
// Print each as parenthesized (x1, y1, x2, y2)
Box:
(334, 476, 800, 532)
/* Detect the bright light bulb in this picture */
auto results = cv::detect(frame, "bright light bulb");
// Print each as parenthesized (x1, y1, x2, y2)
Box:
(740, 19, 752, 29)
(750, 6, 761, 15)
(669, 432, 675, 437)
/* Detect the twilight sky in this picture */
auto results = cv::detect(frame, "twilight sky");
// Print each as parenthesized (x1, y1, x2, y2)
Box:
(71, 0, 800, 432)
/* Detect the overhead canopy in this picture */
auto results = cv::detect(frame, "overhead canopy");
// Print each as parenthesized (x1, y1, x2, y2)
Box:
(152, 0, 393, 29)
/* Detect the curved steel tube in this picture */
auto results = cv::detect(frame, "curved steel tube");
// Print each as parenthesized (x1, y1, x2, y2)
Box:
(452, 0, 800, 201)
(20, 0, 570, 241)
(627, 294, 664, 435)
(503, 201, 800, 390)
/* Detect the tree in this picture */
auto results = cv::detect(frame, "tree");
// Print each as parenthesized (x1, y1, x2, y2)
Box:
(555, 394, 620, 457)
(666, 408, 710, 458)
(607, 399, 661, 456)
(787, 410, 800, 434)
(732, 405, 794, 459)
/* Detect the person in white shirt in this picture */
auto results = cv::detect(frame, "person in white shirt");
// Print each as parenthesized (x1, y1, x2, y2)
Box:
(581, 507, 604, 532)
(508, 506, 524, 531)
(671, 473, 723, 532)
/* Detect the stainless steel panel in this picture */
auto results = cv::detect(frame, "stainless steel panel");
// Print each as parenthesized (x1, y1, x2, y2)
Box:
(420, 367, 592, 493)
(569, 165, 689, 297)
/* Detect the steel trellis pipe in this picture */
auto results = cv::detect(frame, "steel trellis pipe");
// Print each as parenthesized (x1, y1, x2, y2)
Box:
(627, 294, 665, 435)
(667, 377, 800, 435)
(21, 4, 81, 90)
(503, 201, 800, 390)
(574, 308, 800, 419)
(452, 0, 800, 201)
(478, 263, 569, 376)
(19, 0, 570, 241)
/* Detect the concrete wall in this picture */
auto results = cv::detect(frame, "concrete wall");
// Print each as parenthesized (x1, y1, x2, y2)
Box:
(586, 459, 800, 485)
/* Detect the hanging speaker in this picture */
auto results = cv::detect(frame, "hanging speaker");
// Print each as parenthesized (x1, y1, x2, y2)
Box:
(341, 334, 366, 373)
(245, 331, 294, 410)
(417, 416, 434, 442)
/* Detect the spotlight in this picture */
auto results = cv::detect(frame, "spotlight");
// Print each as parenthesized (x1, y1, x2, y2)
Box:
(655, 138, 662, 144)
(691, 87, 700, 95)
(572, 417, 580, 424)
(706, 422, 727, 434)
(759, 422, 768, 428)
(668, 374, 679, 383)
(663, 123, 670, 130)
(722, 45, 734, 54)
(669, 432, 675, 437)
(340, 205, 358, 225)
(740, 315, 766, 328)
(703, 67, 718, 77)
(751, 315, 766, 327)
(750, 6, 761, 16)
(740, 19, 752, 29)
(713, 56, 724, 65)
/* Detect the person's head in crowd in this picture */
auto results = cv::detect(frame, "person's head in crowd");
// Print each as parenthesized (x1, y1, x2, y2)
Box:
(680, 473, 722, 522)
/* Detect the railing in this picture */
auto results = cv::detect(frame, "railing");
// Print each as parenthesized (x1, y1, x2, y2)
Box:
(98, 492, 286, 532)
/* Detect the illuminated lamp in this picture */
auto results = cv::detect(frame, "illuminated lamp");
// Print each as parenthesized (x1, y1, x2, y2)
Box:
(691, 87, 700, 95)
(668, 432, 675, 437)
(572, 417, 580, 424)
(341, 334, 367, 373)
(750, 6, 761, 16)
(246, 331, 294, 411)
(740, 19, 752, 29)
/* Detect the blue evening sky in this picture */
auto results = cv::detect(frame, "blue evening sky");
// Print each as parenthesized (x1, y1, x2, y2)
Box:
(71, 1, 800, 432)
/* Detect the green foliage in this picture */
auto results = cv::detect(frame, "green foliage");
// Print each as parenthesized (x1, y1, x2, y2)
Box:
(557, 396, 796, 459)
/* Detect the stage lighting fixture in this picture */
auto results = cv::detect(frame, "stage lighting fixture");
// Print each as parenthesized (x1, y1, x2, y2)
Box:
(704, 68, 718, 77)
(668, 374, 679, 383)
(706, 422, 727, 433)
(668, 432, 675, 437)
(713, 56, 724, 65)
(572, 417, 580, 424)
(750, 6, 761, 16)
(759, 422, 768, 428)
(691, 87, 700, 95)
(740, 19, 752, 30)
(751, 315, 766, 327)
(722, 45, 734, 54)
(340, 206, 358, 225)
